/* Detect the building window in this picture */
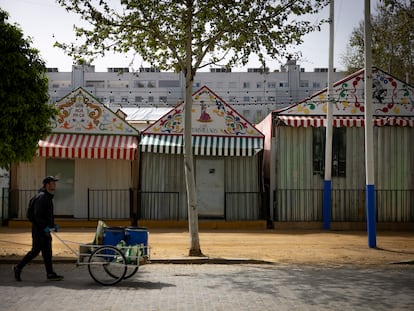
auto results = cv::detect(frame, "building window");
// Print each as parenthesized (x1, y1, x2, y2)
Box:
(159, 96, 167, 103)
(148, 96, 154, 103)
(300, 80, 309, 88)
(256, 110, 263, 122)
(279, 81, 288, 87)
(85, 80, 105, 88)
(267, 82, 276, 89)
(313, 82, 321, 89)
(134, 80, 156, 88)
(134, 81, 145, 88)
(243, 110, 251, 118)
(158, 80, 179, 87)
(243, 82, 250, 89)
(313, 127, 346, 177)
(243, 96, 250, 102)
(256, 82, 263, 89)
(108, 80, 128, 88)
(147, 80, 156, 88)
(135, 96, 143, 103)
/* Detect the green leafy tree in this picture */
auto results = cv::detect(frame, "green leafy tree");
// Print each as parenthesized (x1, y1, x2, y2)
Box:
(0, 9, 57, 170)
(56, 0, 329, 256)
(342, 0, 413, 82)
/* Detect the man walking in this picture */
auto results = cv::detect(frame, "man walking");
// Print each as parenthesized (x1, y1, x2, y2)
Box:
(14, 176, 63, 281)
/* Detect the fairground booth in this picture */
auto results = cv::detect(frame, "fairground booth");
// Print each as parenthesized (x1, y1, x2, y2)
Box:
(9, 87, 139, 221)
(256, 67, 414, 227)
(139, 86, 265, 222)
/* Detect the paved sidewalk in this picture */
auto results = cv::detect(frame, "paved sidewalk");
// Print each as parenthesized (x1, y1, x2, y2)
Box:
(1, 263, 413, 311)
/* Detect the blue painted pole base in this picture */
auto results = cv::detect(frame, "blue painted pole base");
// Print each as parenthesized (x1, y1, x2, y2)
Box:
(323, 180, 331, 230)
(366, 184, 376, 248)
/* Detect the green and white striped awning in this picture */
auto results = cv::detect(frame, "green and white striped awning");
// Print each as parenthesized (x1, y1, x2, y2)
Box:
(140, 134, 263, 156)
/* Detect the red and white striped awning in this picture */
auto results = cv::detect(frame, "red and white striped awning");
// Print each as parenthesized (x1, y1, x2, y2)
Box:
(37, 134, 138, 160)
(277, 116, 414, 127)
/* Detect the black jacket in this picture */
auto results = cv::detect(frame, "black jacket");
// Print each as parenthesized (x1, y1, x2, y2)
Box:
(33, 188, 55, 230)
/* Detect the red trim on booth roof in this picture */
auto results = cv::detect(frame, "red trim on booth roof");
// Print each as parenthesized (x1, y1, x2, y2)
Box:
(277, 116, 414, 128)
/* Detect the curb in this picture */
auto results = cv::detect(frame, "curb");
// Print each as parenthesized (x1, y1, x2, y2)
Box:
(0, 257, 273, 265)
(150, 258, 274, 265)
(390, 260, 414, 265)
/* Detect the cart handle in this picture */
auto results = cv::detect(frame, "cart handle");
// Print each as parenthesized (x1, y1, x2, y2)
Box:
(51, 231, 80, 257)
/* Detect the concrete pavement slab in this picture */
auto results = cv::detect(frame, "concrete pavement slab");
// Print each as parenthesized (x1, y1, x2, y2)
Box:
(0, 263, 413, 311)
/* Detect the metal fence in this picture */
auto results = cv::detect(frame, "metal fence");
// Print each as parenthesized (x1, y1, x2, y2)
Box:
(2, 188, 413, 223)
(3, 188, 135, 221)
(138, 191, 265, 221)
(275, 189, 414, 222)
(274, 189, 324, 221)
(225, 192, 264, 220)
(375, 189, 414, 222)
(1, 188, 10, 225)
(87, 188, 134, 220)
(7, 189, 38, 220)
(139, 191, 181, 220)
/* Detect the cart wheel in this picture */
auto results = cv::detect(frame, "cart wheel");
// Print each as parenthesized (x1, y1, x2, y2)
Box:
(123, 264, 139, 279)
(88, 246, 127, 286)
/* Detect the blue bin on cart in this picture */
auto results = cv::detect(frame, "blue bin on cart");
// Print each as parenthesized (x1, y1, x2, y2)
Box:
(125, 227, 148, 255)
(103, 227, 125, 246)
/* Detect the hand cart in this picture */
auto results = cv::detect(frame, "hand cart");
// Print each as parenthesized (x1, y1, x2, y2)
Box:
(52, 227, 150, 286)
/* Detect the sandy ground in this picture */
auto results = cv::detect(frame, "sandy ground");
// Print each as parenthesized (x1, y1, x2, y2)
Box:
(1, 227, 413, 266)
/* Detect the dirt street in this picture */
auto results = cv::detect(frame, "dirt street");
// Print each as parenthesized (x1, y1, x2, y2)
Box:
(1, 227, 413, 266)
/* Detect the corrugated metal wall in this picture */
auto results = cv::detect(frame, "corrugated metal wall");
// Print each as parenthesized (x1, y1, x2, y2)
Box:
(331, 127, 366, 221)
(139, 153, 262, 220)
(274, 126, 323, 221)
(274, 125, 413, 222)
(14, 158, 132, 219)
(75, 159, 132, 218)
(375, 126, 414, 221)
(140, 153, 186, 220)
(224, 156, 261, 220)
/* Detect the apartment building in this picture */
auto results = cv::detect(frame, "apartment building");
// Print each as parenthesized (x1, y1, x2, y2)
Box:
(46, 60, 345, 123)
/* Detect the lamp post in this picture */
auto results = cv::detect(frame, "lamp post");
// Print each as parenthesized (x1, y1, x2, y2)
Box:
(323, 0, 334, 230)
(364, 0, 377, 248)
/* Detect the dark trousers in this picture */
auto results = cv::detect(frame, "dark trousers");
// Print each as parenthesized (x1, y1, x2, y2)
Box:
(17, 226, 54, 275)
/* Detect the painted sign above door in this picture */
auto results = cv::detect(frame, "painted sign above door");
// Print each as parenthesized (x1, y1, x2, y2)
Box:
(144, 86, 264, 137)
(284, 67, 413, 116)
(51, 87, 138, 135)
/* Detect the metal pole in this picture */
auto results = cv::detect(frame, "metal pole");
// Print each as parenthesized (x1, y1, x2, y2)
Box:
(364, 0, 376, 248)
(323, 0, 334, 230)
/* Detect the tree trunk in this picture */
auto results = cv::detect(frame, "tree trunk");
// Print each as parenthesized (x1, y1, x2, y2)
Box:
(184, 78, 202, 256)
(184, 0, 202, 257)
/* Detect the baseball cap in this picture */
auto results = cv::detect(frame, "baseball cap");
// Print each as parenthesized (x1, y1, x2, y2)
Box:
(43, 176, 59, 185)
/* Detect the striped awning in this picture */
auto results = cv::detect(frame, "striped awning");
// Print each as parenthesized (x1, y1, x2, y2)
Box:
(277, 116, 414, 127)
(140, 134, 263, 156)
(37, 134, 138, 160)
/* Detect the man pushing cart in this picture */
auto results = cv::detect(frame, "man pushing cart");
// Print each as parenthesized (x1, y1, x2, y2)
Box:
(53, 221, 150, 286)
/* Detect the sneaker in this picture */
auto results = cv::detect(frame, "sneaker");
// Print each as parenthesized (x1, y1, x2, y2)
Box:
(13, 265, 21, 282)
(47, 273, 64, 281)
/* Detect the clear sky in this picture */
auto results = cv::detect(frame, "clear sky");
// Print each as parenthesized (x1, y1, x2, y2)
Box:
(1, 0, 379, 72)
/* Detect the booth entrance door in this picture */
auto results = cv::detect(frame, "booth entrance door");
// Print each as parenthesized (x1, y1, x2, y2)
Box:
(46, 159, 75, 217)
(195, 159, 225, 218)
